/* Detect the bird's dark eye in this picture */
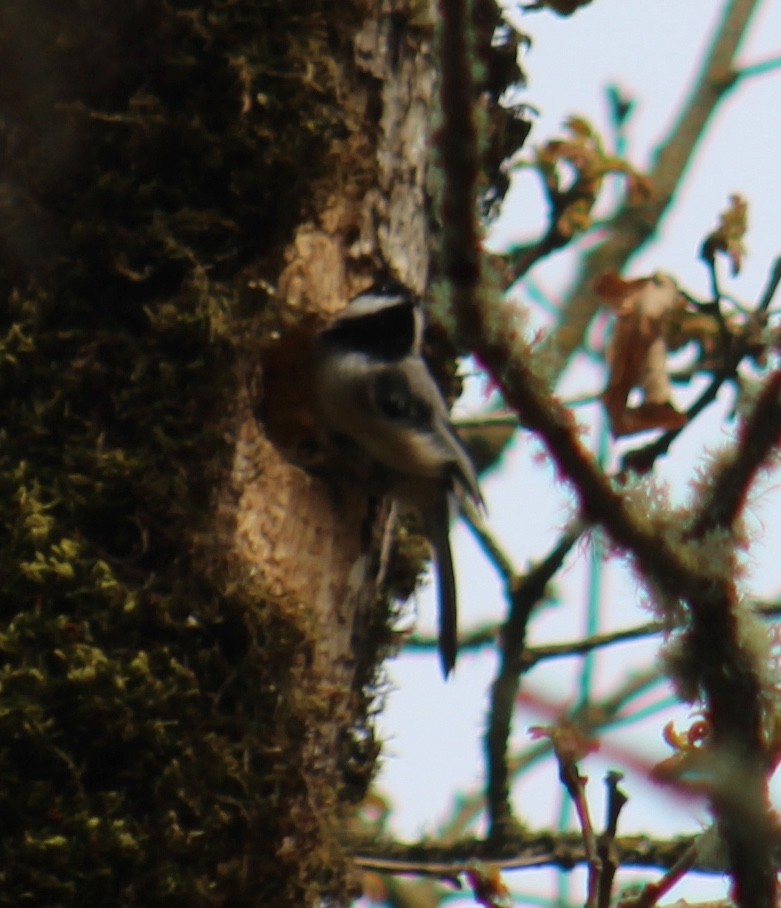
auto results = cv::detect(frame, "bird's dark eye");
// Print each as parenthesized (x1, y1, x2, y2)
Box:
(373, 369, 431, 423)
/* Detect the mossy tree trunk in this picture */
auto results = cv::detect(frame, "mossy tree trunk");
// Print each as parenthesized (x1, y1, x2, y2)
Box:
(0, 1, 520, 904)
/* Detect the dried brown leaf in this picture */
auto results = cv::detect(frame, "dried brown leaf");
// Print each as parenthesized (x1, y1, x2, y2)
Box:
(598, 272, 688, 437)
(700, 193, 749, 276)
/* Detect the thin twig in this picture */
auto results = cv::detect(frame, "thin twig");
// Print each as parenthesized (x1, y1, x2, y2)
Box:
(597, 772, 628, 908)
(350, 829, 733, 879)
(407, 602, 781, 662)
(705, 252, 724, 309)
(522, 621, 662, 668)
(735, 54, 781, 80)
(700, 244, 732, 353)
(485, 522, 583, 839)
(555, 748, 601, 908)
(758, 255, 781, 313)
(631, 842, 699, 908)
(461, 496, 520, 583)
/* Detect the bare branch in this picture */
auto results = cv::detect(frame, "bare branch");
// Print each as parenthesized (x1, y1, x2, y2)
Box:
(693, 370, 781, 535)
(628, 843, 699, 908)
(522, 621, 662, 667)
(735, 53, 781, 80)
(485, 523, 583, 839)
(350, 829, 737, 880)
(436, 0, 481, 333)
(461, 496, 521, 585)
(407, 604, 781, 663)
(553, 742, 602, 907)
(597, 772, 629, 908)
(758, 255, 781, 313)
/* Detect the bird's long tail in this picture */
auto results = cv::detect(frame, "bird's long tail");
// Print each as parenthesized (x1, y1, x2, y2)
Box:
(427, 497, 458, 678)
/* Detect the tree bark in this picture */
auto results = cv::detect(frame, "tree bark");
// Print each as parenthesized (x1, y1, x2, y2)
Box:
(0, 2, 434, 905)
(0, 0, 524, 903)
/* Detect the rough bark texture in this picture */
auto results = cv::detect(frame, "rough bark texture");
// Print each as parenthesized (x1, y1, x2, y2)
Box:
(0, 2, 430, 904)
(0, 0, 525, 903)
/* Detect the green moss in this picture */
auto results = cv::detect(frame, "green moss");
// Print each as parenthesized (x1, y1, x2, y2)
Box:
(0, 1, 365, 904)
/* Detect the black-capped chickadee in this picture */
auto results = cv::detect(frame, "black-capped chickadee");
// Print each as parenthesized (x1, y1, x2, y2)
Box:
(314, 287, 483, 677)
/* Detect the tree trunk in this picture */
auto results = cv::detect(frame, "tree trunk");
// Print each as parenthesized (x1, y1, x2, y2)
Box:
(0, 2, 409, 905)
(0, 1, 521, 904)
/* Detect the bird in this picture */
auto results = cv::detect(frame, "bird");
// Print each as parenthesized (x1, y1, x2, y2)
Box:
(313, 287, 483, 676)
